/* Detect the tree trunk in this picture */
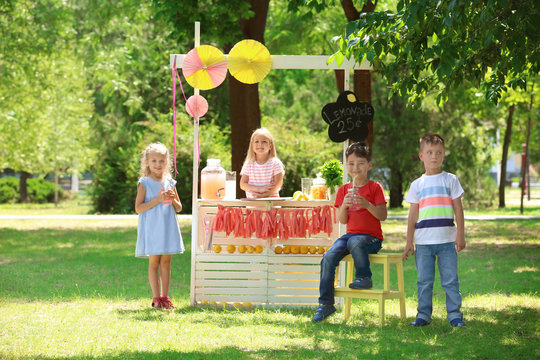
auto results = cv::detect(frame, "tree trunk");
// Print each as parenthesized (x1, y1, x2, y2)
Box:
(338, 0, 376, 147)
(54, 173, 59, 207)
(386, 87, 405, 207)
(228, 0, 269, 198)
(389, 167, 403, 208)
(19, 171, 32, 203)
(499, 104, 515, 208)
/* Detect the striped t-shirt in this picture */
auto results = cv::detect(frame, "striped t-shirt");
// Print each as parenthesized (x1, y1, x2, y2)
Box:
(405, 171, 464, 245)
(240, 157, 285, 198)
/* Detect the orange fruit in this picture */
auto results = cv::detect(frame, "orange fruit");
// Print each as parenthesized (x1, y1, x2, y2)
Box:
(309, 246, 317, 254)
(247, 245, 255, 253)
(213, 245, 222, 253)
(274, 246, 283, 254)
(300, 245, 309, 254)
(255, 245, 263, 253)
(283, 246, 291, 254)
(238, 245, 247, 253)
(226, 244, 236, 253)
(293, 191, 302, 200)
(317, 246, 326, 254)
(291, 245, 300, 254)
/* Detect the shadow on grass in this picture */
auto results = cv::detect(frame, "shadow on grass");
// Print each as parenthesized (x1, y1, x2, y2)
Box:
(12, 306, 539, 359)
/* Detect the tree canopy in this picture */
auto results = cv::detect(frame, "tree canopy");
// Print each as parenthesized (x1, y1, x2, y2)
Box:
(329, 0, 539, 104)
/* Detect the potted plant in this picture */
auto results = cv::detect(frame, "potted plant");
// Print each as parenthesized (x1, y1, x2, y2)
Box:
(320, 159, 343, 199)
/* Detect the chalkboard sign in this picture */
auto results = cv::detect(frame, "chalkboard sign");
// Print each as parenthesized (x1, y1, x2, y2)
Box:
(321, 91, 374, 143)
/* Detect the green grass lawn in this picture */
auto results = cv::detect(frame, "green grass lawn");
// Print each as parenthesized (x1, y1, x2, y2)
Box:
(0, 218, 538, 359)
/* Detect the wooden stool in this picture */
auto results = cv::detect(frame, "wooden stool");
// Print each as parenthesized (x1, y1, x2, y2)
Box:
(334, 253, 406, 325)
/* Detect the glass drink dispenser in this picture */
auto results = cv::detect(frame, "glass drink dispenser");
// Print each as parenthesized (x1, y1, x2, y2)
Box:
(200, 159, 226, 200)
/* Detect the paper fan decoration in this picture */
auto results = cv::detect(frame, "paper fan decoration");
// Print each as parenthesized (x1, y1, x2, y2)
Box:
(228, 39, 272, 84)
(182, 45, 227, 90)
(186, 94, 209, 118)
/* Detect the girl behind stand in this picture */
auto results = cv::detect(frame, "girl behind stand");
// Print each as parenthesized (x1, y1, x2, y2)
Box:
(240, 128, 285, 199)
(135, 143, 184, 309)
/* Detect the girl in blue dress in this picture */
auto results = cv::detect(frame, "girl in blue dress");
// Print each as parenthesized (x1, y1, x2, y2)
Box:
(135, 143, 184, 309)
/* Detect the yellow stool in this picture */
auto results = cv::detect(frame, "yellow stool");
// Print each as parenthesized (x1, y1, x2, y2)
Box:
(334, 253, 406, 325)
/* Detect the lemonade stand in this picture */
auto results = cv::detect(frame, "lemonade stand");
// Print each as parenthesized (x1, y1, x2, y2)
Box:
(171, 22, 369, 307)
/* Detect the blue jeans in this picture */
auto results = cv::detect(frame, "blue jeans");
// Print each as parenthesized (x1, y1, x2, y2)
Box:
(415, 242, 463, 322)
(318, 233, 382, 305)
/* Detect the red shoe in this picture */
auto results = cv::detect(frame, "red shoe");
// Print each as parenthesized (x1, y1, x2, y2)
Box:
(160, 296, 175, 310)
(152, 297, 162, 309)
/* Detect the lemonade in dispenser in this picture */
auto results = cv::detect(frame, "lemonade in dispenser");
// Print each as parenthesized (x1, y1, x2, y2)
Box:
(201, 159, 226, 200)
(311, 174, 328, 200)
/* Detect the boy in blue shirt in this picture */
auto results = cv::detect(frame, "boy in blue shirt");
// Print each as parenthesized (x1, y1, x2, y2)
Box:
(403, 133, 466, 327)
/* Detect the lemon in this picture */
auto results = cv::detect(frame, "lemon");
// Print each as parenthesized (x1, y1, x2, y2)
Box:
(247, 245, 255, 253)
(213, 245, 222, 253)
(293, 191, 302, 200)
(238, 245, 247, 253)
(226, 244, 236, 253)
(255, 245, 263, 253)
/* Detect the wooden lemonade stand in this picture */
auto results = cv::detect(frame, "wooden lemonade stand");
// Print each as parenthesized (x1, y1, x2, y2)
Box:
(170, 23, 405, 310)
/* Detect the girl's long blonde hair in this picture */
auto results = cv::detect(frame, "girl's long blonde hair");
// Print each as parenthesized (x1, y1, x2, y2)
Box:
(243, 128, 278, 166)
(139, 142, 172, 178)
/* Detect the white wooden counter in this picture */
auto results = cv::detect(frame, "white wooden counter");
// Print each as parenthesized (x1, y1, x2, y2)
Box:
(191, 199, 340, 307)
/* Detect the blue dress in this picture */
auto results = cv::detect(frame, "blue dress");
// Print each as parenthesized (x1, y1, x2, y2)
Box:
(136, 177, 184, 258)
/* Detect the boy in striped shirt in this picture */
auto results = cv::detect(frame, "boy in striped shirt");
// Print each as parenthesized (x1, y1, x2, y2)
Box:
(402, 133, 467, 328)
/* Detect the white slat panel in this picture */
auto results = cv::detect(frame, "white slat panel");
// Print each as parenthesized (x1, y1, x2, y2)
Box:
(268, 272, 320, 280)
(196, 271, 267, 280)
(196, 263, 267, 271)
(268, 288, 319, 295)
(196, 279, 266, 287)
(267, 296, 319, 304)
(268, 265, 320, 272)
(195, 287, 266, 295)
(268, 280, 319, 288)
(196, 295, 267, 303)
(267, 255, 322, 264)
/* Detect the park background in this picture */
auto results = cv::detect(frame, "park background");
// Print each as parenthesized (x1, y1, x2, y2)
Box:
(0, 1, 539, 359)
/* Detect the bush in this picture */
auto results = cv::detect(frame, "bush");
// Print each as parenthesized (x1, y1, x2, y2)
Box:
(0, 176, 66, 203)
(0, 177, 19, 203)
(27, 178, 66, 203)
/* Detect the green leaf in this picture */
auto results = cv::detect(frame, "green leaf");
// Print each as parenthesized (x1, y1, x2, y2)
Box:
(335, 51, 344, 66)
(366, 49, 375, 63)
(345, 21, 358, 38)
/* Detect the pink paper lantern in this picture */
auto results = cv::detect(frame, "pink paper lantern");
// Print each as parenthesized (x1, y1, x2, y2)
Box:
(186, 94, 209, 118)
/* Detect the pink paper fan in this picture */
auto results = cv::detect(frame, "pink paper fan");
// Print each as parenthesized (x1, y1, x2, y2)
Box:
(186, 94, 209, 118)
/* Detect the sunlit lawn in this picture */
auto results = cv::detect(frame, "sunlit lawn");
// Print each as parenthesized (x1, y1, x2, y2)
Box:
(0, 216, 538, 359)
